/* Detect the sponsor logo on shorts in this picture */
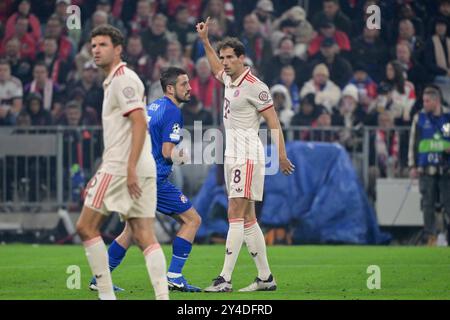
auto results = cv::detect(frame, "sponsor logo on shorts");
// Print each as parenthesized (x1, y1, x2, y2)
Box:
(235, 187, 243, 193)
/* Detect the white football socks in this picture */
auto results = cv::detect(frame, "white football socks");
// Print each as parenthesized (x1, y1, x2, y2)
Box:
(244, 220, 271, 280)
(220, 218, 245, 282)
(83, 236, 116, 300)
(144, 243, 169, 300)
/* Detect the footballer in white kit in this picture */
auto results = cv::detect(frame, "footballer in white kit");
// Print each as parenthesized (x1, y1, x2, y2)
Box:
(197, 18, 295, 293)
(76, 25, 168, 301)
(218, 66, 273, 201)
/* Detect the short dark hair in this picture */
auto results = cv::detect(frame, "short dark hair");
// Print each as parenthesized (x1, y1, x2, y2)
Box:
(0, 58, 10, 67)
(33, 61, 48, 71)
(90, 24, 124, 48)
(216, 37, 246, 58)
(160, 67, 187, 93)
(423, 85, 442, 102)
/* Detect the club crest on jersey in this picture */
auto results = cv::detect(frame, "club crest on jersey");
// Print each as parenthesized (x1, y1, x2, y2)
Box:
(180, 194, 188, 203)
(259, 91, 269, 102)
(123, 87, 135, 98)
(234, 89, 240, 97)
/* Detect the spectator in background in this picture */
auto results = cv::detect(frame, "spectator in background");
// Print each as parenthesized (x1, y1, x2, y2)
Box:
(291, 93, 321, 140)
(140, 13, 173, 61)
(36, 37, 70, 88)
(395, 41, 430, 94)
(312, 0, 352, 35)
(95, 0, 127, 36)
(425, 17, 450, 82)
(395, 2, 425, 39)
(427, 0, 450, 37)
(81, 10, 109, 46)
(264, 37, 308, 87)
(1, 15, 36, 60)
(125, 35, 154, 90)
(169, 5, 197, 53)
(240, 13, 272, 74)
(268, 84, 294, 127)
(311, 108, 339, 142)
(44, 15, 75, 62)
(202, 0, 236, 37)
(334, 84, 366, 152)
(309, 37, 353, 89)
(348, 62, 378, 111)
(166, 0, 202, 21)
(190, 57, 222, 116)
(15, 110, 31, 127)
(397, 19, 425, 62)
(300, 63, 341, 113)
(351, 26, 390, 83)
(73, 41, 93, 84)
(278, 64, 300, 112)
(1, 37, 33, 84)
(0, 59, 23, 125)
(253, 0, 275, 39)
(4, 0, 41, 42)
(308, 20, 351, 59)
(152, 40, 194, 82)
(128, 0, 156, 35)
(24, 62, 63, 121)
(271, 6, 314, 60)
(57, 100, 97, 126)
(182, 95, 213, 126)
(71, 61, 103, 123)
(25, 92, 52, 126)
(366, 82, 394, 125)
(383, 60, 416, 125)
(368, 111, 399, 199)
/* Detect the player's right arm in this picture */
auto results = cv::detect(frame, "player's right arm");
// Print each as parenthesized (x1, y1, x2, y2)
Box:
(161, 108, 189, 165)
(196, 17, 224, 82)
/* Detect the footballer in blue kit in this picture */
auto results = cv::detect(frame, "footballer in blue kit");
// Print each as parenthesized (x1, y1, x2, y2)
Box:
(90, 67, 202, 293)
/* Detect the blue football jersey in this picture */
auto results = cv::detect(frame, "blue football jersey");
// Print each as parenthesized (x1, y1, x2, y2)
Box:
(146, 96, 183, 181)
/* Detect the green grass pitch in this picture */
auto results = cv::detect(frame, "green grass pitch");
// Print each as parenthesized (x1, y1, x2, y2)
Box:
(0, 244, 449, 300)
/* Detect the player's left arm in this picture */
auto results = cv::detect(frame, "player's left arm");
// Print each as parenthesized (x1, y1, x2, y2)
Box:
(161, 108, 189, 165)
(249, 82, 294, 175)
(260, 107, 295, 175)
(127, 110, 147, 198)
(116, 77, 147, 198)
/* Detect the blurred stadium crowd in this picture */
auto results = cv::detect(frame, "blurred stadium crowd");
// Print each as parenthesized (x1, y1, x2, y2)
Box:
(1, 0, 450, 181)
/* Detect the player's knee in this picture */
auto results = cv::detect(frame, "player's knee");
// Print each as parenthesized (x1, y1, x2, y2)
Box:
(189, 213, 202, 229)
(228, 199, 245, 217)
(76, 221, 93, 240)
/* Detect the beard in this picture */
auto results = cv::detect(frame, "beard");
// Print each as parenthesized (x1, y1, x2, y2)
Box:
(175, 91, 190, 104)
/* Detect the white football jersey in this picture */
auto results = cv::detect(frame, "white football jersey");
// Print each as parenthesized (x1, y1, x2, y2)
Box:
(216, 68, 273, 161)
(100, 62, 156, 177)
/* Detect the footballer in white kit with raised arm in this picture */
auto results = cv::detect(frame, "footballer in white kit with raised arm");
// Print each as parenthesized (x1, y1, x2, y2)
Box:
(196, 17, 295, 293)
(75, 24, 168, 300)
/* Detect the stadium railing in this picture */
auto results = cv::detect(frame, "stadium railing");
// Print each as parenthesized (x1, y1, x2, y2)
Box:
(0, 125, 412, 233)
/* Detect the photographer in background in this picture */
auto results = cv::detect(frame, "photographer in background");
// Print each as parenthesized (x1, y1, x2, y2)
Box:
(408, 86, 450, 246)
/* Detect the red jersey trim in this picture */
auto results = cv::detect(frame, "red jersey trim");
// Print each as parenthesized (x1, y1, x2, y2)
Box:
(258, 104, 273, 113)
(123, 107, 144, 117)
(236, 68, 251, 87)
